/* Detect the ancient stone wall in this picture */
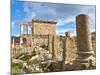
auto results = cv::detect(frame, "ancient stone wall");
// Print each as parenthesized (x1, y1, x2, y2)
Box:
(33, 36, 48, 47)
(52, 35, 63, 60)
(65, 32, 77, 61)
(32, 20, 56, 35)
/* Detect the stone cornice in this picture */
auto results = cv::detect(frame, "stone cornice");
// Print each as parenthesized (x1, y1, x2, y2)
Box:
(32, 19, 57, 24)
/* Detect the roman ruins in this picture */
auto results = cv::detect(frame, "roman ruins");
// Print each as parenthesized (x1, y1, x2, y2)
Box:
(11, 14, 96, 72)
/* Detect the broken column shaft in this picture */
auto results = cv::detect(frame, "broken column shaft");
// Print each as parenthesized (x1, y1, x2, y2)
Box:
(48, 35, 52, 54)
(52, 35, 58, 59)
(75, 14, 95, 68)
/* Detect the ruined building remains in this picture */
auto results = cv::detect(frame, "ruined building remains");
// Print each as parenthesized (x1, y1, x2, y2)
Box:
(11, 14, 96, 71)
(20, 20, 56, 47)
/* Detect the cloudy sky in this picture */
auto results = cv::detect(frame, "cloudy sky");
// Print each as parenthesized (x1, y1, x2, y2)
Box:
(11, 0, 96, 36)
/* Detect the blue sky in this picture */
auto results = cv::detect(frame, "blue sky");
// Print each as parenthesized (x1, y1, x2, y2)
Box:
(11, 0, 96, 36)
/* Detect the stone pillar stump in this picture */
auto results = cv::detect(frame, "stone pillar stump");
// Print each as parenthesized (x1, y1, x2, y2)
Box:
(74, 14, 95, 69)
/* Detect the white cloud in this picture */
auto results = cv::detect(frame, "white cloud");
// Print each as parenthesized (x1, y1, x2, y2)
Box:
(11, 21, 14, 28)
(31, 12, 36, 18)
(23, 3, 37, 21)
(56, 17, 75, 26)
(23, 2, 95, 24)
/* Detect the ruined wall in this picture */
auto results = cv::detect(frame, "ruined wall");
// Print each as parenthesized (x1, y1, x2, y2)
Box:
(20, 34, 33, 47)
(51, 34, 77, 61)
(32, 35, 48, 47)
(19, 20, 78, 62)
(65, 36, 77, 61)
(52, 35, 63, 60)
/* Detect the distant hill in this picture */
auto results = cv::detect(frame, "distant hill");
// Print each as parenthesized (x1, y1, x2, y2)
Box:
(11, 36, 20, 44)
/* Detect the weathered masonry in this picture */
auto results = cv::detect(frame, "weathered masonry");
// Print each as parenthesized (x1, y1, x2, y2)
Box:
(12, 14, 96, 70)
(20, 20, 57, 47)
(74, 14, 95, 69)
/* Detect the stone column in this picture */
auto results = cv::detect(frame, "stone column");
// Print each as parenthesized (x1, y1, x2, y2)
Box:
(75, 14, 95, 69)
(20, 23, 24, 48)
(12, 38, 15, 49)
(62, 32, 72, 70)
(20, 23, 24, 35)
(28, 23, 32, 34)
(48, 35, 52, 54)
(52, 35, 57, 59)
(64, 32, 70, 61)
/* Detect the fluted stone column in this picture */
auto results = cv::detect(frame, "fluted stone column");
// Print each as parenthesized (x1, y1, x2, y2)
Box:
(20, 23, 24, 48)
(28, 23, 32, 34)
(20, 23, 24, 35)
(75, 14, 95, 69)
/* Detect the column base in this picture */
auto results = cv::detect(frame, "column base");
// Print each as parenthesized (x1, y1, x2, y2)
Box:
(72, 55, 96, 70)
